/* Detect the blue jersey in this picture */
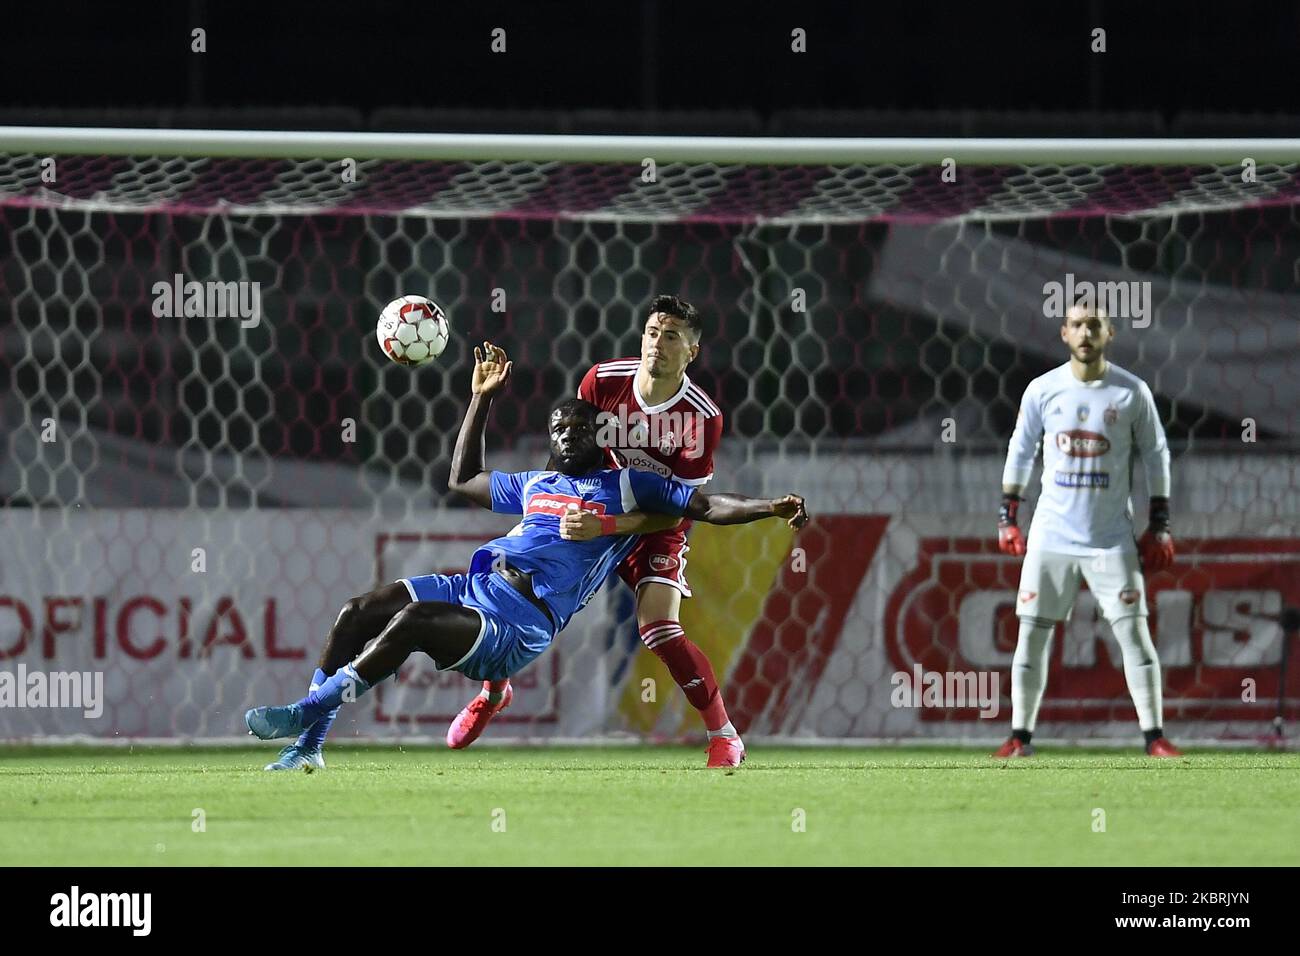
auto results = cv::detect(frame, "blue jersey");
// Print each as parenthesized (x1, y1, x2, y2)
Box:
(476, 467, 696, 631)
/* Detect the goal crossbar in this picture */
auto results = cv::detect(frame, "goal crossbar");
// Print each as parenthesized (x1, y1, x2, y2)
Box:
(4, 126, 1300, 164)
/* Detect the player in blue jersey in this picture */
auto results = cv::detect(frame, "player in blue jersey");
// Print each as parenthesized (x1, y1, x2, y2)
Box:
(245, 342, 807, 767)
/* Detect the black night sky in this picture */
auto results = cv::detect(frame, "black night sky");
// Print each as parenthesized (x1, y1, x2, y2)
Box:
(1, 1, 1299, 129)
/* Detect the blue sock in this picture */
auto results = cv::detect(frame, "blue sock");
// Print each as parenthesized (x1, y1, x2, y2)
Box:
(296, 668, 340, 751)
(294, 663, 370, 728)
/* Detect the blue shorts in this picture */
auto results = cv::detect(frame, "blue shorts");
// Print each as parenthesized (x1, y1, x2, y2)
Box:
(398, 571, 557, 682)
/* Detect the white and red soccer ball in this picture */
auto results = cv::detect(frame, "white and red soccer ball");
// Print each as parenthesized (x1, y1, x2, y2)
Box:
(376, 295, 449, 367)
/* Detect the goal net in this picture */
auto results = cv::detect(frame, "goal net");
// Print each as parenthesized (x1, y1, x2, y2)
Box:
(1, 130, 1298, 744)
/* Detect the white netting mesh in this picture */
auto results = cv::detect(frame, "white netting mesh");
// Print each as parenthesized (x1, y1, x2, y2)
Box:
(1, 145, 1298, 742)
(4, 153, 1300, 220)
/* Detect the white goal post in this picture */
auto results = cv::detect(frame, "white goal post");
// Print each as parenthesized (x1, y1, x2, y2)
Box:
(6, 126, 1300, 162)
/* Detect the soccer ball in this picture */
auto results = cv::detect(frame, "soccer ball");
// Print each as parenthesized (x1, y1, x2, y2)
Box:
(376, 295, 449, 367)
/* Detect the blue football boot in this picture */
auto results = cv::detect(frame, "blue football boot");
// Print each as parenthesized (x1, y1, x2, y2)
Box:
(263, 742, 326, 773)
(245, 704, 306, 740)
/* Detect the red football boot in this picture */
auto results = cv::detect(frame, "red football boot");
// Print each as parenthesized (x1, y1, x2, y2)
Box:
(446, 682, 513, 750)
(706, 736, 746, 768)
(1146, 737, 1183, 758)
(992, 737, 1035, 758)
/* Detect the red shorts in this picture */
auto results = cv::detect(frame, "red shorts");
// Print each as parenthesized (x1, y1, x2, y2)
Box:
(617, 526, 692, 597)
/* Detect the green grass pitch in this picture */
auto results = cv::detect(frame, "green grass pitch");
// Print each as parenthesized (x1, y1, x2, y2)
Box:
(2, 746, 1298, 866)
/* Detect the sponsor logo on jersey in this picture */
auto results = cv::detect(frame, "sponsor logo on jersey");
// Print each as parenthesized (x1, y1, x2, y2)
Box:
(649, 554, 679, 572)
(657, 431, 677, 455)
(1054, 471, 1110, 488)
(1104, 404, 1119, 425)
(525, 493, 609, 517)
(614, 450, 671, 478)
(1119, 588, 1141, 605)
(1055, 429, 1111, 457)
(1076, 404, 1090, 422)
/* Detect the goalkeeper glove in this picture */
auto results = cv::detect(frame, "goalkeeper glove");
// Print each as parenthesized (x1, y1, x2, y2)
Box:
(1138, 496, 1175, 572)
(997, 493, 1027, 556)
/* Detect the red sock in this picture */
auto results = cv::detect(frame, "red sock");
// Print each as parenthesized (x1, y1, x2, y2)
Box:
(640, 620, 731, 733)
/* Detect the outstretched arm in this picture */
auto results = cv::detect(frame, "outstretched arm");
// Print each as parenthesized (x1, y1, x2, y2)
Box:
(685, 491, 808, 529)
(559, 489, 807, 541)
(448, 342, 512, 510)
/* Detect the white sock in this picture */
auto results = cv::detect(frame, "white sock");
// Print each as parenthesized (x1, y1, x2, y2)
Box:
(1011, 617, 1055, 733)
(1111, 616, 1163, 731)
(707, 722, 738, 739)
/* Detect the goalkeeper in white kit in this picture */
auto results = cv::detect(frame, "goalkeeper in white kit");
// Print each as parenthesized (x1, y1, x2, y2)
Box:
(995, 300, 1181, 758)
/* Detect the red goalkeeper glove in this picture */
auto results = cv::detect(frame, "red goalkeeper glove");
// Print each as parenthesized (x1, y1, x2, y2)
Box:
(1138, 496, 1175, 573)
(997, 493, 1027, 556)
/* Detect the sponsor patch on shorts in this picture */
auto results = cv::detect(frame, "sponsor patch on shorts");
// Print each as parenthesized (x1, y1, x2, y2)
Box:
(1119, 588, 1141, 605)
(649, 554, 678, 572)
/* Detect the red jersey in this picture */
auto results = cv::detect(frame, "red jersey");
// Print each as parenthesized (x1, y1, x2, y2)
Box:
(577, 358, 723, 487)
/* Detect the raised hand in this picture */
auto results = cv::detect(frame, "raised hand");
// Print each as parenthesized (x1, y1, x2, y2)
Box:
(472, 341, 513, 397)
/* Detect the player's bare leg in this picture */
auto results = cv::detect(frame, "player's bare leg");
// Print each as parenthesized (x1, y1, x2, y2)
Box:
(246, 602, 481, 741)
(351, 601, 482, 681)
(319, 583, 414, 673)
(635, 581, 743, 768)
(263, 582, 414, 771)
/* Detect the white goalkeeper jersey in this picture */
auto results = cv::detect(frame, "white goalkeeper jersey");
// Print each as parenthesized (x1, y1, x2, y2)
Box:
(1002, 361, 1170, 556)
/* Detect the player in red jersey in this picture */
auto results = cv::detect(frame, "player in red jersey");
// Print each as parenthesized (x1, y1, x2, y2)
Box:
(575, 294, 740, 767)
(446, 295, 745, 767)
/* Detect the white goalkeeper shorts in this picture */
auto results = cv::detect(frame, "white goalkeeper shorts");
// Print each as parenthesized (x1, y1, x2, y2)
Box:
(1015, 548, 1148, 624)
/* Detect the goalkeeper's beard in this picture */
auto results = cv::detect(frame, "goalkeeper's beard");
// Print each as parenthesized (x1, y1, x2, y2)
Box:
(1071, 343, 1106, 368)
